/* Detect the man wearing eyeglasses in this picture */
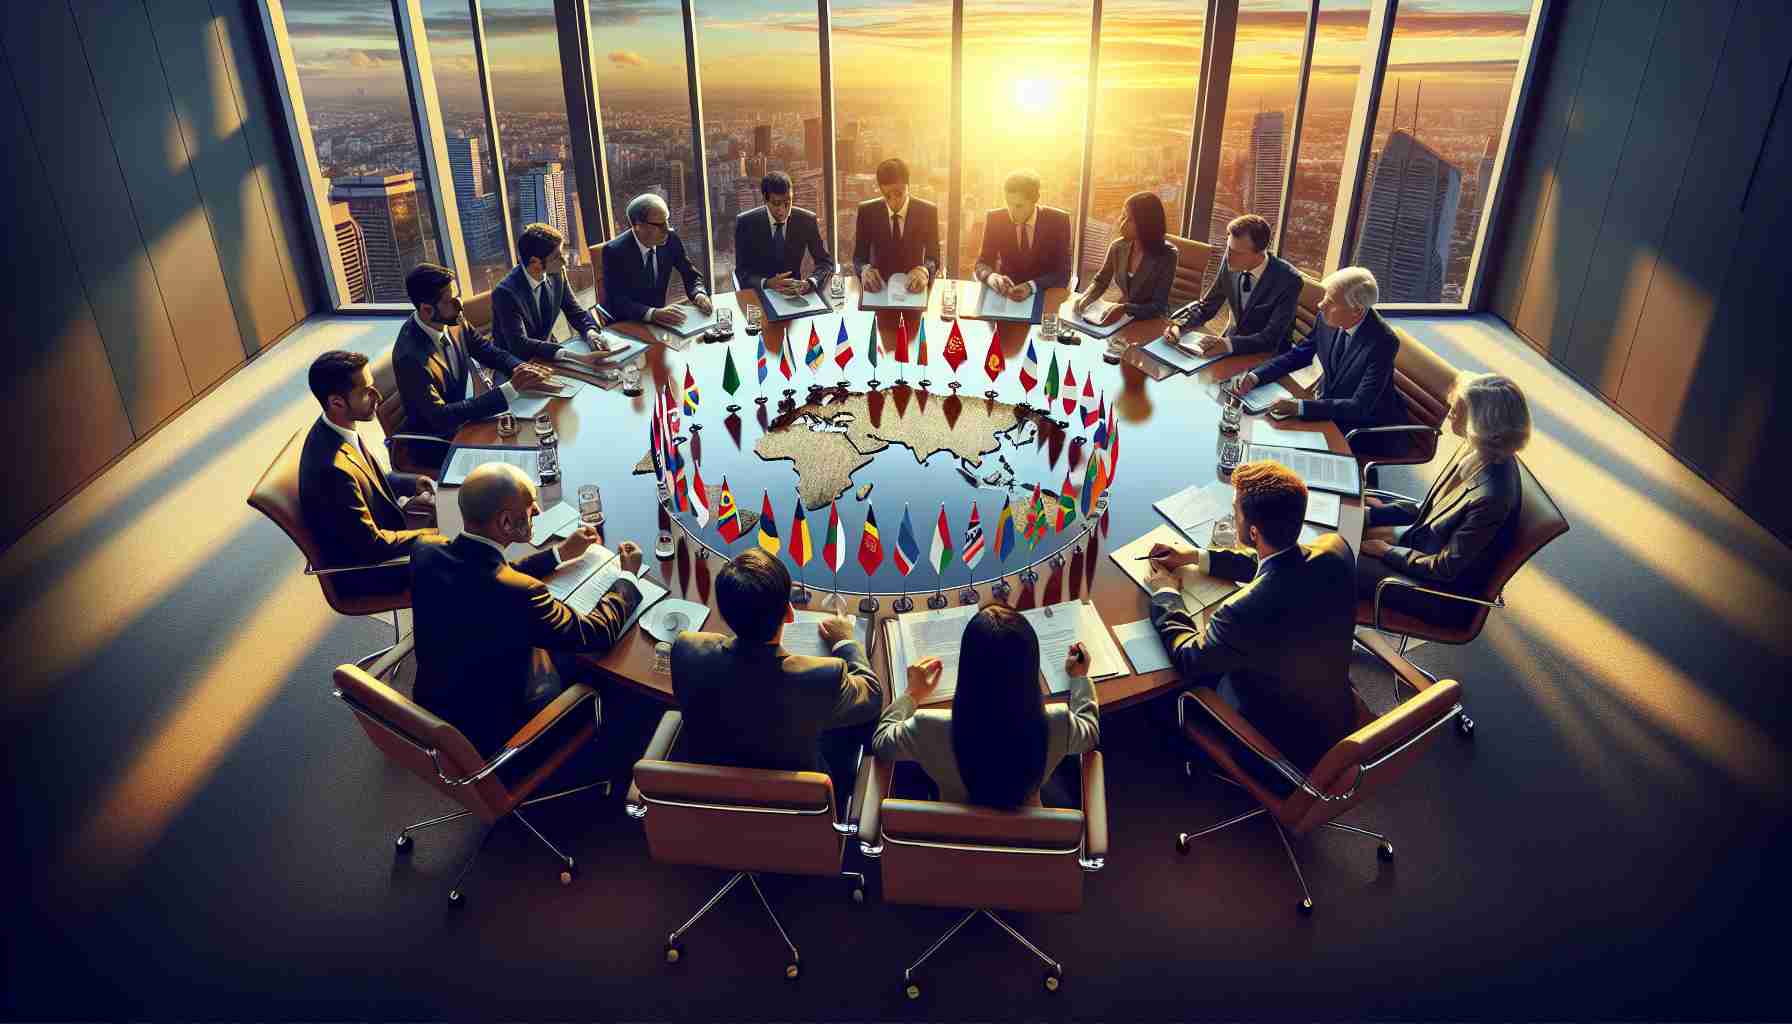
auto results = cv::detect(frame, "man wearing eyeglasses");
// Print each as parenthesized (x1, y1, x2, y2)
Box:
(600, 192, 711, 327)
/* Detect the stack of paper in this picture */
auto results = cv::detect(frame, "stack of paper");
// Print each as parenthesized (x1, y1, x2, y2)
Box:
(887, 604, 979, 704)
(859, 276, 929, 310)
(1139, 336, 1224, 375)
(782, 608, 873, 658)
(1237, 378, 1294, 414)
(1059, 300, 1134, 338)
(658, 303, 720, 338)
(1019, 601, 1126, 694)
(760, 287, 831, 320)
(1289, 362, 1323, 391)
(1111, 619, 1172, 675)
(1154, 481, 1235, 538)
(529, 501, 580, 547)
(1246, 418, 1331, 452)
(1243, 443, 1361, 495)
(563, 553, 668, 631)
(974, 285, 1042, 322)
(441, 445, 540, 487)
(1305, 489, 1342, 527)
(1108, 525, 1239, 612)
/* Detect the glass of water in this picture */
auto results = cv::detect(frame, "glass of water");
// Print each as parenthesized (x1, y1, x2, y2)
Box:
(942, 280, 958, 320)
(717, 306, 734, 334)
(577, 484, 603, 526)
(1210, 517, 1237, 550)
(652, 641, 672, 676)
(621, 362, 643, 396)
(745, 303, 763, 335)
(1041, 312, 1059, 343)
(830, 265, 846, 301)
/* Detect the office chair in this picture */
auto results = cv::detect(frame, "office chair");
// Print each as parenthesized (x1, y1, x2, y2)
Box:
(859, 752, 1109, 999)
(333, 636, 611, 904)
(1355, 454, 1569, 735)
(248, 425, 415, 650)
(367, 349, 454, 477)
(1174, 665, 1461, 914)
(1164, 234, 1214, 309)
(1345, 325, 1458, 477)
(1289, 273, 1327, 348)
(627, 711, 871, 980)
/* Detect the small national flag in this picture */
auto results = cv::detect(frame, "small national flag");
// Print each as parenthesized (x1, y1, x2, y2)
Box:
(1056, 471, 1077, 532)
(930, 503, 955, 575)
(865, 319, 879, 368)
(1029, 486, 1052, 546)
(1108, 407, 1120, 473)
(823, 501, 846, 571)
(858, 505, 884, 575)
(1061, 364, 1078, 415)
(1081, 442, 1109, 517)
(984, 329, 1006, 381)
(994, 497, 1017, 561)
(893, 504, 921, 576)
(834, 319, 853, 369)
(805, 323, 824, 372)
(663, 383, 681, 437)
(895, 317, 909, 363)
(1044, 351, 1061, 403)
(723, 346, 741, 395)
(716, 477, 742, 542)
(648, 409, 664, 485)
(1092, 402, 1110, 448)
(756, 336, 769, 386)
(1079, 376, 1098, 428)
(942, 320, 968, 373)
(666, 428, 688, 512)
(684, 366, 700, 416)
(779, 341, 794, 380)
(757, 490, 781, 555)
(916, 320, 929, 367)
(1022, 484, 1043, 546)
(789, 500, 812, 567)
(961, 502, 985, 570)
(1019, 338, 1040, 393)
(691, 461, 712, 528)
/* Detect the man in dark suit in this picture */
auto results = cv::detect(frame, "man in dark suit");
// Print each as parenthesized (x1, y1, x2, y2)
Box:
(393, 262, 551, 441)
(1145, 461, 1358, 791)
(599, 192, 711, 327)
(1233, 266, 1406, 441)
(734, 170, 833, 295)
(852, 157, 940, 297)
(297, 349, 435, 598)
(1166, 213, 1301, 356)
(670, 549, 881, 811)
(411, 461, 645, 758)
(973, 169, 1072, 298)
(489, 221, 607, 365)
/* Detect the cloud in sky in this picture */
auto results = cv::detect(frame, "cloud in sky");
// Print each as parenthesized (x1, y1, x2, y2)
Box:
(609, 50, 648, 69)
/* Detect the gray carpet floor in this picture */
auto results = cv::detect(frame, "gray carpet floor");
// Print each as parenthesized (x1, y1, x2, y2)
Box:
(3, 312, 1786, 1019)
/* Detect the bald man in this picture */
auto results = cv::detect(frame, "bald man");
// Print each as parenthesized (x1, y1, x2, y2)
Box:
(411, 463, 646, 757)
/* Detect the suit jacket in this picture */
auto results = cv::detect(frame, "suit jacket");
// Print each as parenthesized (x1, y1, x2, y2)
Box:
(1078, 238, 1178, 320)
(974, 206, 1072, 292)
(297, 417, 429, 570)
(411, 534, 641, 757)
(734, 206, 833, 293)
(392, 315, 516, 440)
(600, 230, 707, 324)
(490, 264, 600, 362)
(1170, 253, 1301, 355)
(1252, 309, 1405, 432)
(1150, 535, 1358, 774)
(670, 630, 881, 780)
(872, 672, 1098, 806)
(1367, 444, 1520, 592)
(852, 197, 941, 280)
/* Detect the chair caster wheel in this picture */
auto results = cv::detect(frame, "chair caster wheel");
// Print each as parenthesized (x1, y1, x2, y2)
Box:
(905, 982, 921, 1000)
(560, 868, 574, 885)
(1457, 715, 1475, 738)
(448, 889, 463, 906)
(1175, 833, 1191, 854)
(785, 961, 801, 980)
(664, 942, 682, 964)
(1378, 841, 1395, 861)
(851, 886, 865, 903)
(1298, 897, 1314, 915)
(1044, 969, 1062, 992)
(395, 833, 411, 853)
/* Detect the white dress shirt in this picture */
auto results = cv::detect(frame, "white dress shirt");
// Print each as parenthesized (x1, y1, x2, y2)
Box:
(414, 313, 518, 405)
(1211, 250, 1270, 356)
(526, 267, 601, 358)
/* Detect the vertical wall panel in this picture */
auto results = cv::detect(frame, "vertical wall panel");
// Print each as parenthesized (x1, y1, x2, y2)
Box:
(147, 0, 298, 359)
(2, 2, 193, 432)
(0, 49, 137, 545)
(1561, 0, 1736, 397)
(71, 0, 243, 394)
(1511, 0, 1664, 370)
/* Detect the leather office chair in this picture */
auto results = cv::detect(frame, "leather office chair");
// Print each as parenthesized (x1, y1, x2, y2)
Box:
(1346, 325, 1457, 476)
(858, 751, 1109, 998)
(368, 348, 455, 477)
(1174, 663, 1461, 914)
(1165, 234, 1214, 309)
(1356, 455, 1569, 735)
(1289, 273, 1326, 347)
(248, 425, 412, 648)
(626, 711, 871, 980)
(460, 288, 493, 331)
(333, 636, 611, 904)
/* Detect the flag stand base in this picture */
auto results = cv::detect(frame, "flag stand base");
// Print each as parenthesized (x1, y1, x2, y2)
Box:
(858, 595, 881, 613)
(654, 532, 675, 561)
(926, 592, 948, 610)
(892, 595, 914, 613)
(1019, 568, 1040, 585)
(991, 578, 1013, 600)
(790, 585, 811, 605)
(957, 586, 979, 605)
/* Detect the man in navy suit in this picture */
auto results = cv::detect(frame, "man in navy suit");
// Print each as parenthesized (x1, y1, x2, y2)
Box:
(1232, 266, 1406, 441)
(734, 170, 833, 295)
(973, 169, 1072, 299)
(489, 221, 607, 365)
(600, 192, 711, 327)
(1166, 214, 1302, 356)
(392, 263, 550, 442)
(852, 157, 940, 296)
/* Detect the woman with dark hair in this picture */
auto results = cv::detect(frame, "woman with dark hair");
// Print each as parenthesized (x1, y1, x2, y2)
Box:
(872, 605, 1099, 808)
(1073, 190, 1179, 323)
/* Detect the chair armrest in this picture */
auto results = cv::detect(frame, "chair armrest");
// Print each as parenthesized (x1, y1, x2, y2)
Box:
(305, 556, 410, 577)
(1183, 689, 1310, 794)
(354, 635, 415, 681)
(856, 756, 894, 858)
(385, 433, 452, 450)
(1080, 750, 1107, 870)
(1362, 487, 1416, 503)
(843, 741, 875, 834)
(1353, 628, 1441, 695)
(1344, 423, 1442, 443)
(626, 710, 683, 818)
(1372, 575, 1502, 634)
(431, 685, 596, 788)
(590, 302, 614, 326)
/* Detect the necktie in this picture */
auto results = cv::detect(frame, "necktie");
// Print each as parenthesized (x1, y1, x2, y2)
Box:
(891, 211, 903, 248)
(442, 329, 461, 382)
(772, 222, 786, 266)
(537, 281, 554, 335)
(647, 246, 658, 284)
(1240, 270, 1253, 298)
(1020, 222, 1031, 252)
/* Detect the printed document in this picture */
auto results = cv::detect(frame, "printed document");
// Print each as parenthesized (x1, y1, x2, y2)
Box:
(1246, 418, 1331, 452)
(761, 287, 831, 319)
(859, 274, 930, 311)
(1110, 524, 1240, 611)
(974, 284, 1041, 322)
(1154, 481, 1235, 536)
(658, 302, 719, 338)
(782, 609, 873, 659)
(1305, 489, 1342, 527)
(1140, 336, 1224, 375)
(891, 603, 980, 703)
(1112, 618, 1172, 675)
(529, 501, 580, 548)
(1237, 378, 1294, 413)
(1059, 299, 1134, 338)
(1243, 443, 1361, 495)
(1020, 600, 1125, 694)
(441, 445, 539, 487)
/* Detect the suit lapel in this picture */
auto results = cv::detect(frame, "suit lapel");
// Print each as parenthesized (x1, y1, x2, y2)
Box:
(1424, 465, 1490, 529)
(342, 435, 401, 512)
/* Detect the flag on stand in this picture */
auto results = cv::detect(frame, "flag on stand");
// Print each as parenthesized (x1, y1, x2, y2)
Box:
(894, 504, 920, 576)
(823, 501, 846, 571)
(1044, 352, 1061, 404)
(895, 317, 909, 363)
(1061, 364, 1078, 415)
(669, 441, 689, 512)
(1018, 338, 1039, 393)
(663, 383, 681, 437)
(1092, 402, 1109, 448)
(723, 347, 741, 395)
(983, 328, 1006, 381)
(942, 320, 968, 373)
(648, 409, 664, 486)
(1023, 484, 1045, 548)
(755, 336, 769, 386)
(757, 491, 781, 555)
(789, 500, 812, 568)
(805, 323, 824, 373)
(1081, 440, 1110, 517)
(866, 319, 879, 369)
(994, 497, 1017, 561)
(1079, 376, 1099, 427)
(834, 319, 853, 369)
(684, 366, 700, 416)
(716, 477, 741, 542)
(1108, 406, 1120, 473)
(961, 502, 985, 570)
(1055, 471, 1077, 532)
(1029, 485, 1052, 545)
(929, 504, 955, 575)
(690, 461, 712, 528)
(858, 505, 884, 575)
(916, 320, 929, 368)
(779, 340, 794, 380)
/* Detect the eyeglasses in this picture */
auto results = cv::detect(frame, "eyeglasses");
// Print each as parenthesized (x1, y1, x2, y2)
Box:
(642, 219, 669, 230)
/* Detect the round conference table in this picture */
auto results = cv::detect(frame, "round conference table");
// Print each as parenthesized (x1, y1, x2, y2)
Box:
(437, 280, 1361, 712)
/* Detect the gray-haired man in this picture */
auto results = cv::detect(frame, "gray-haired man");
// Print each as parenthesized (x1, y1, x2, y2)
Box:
(600, 192, 711, 326)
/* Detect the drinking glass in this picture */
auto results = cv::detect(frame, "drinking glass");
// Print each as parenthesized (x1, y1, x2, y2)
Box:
(496, 412, 518, 439)
(942, 280, 958, 320)
(745, 303, 763, 335)
(652, 641, 673, 675)
(577, 484, 603, 526)
(1041, 312, 1059, 344)
(717, 307, 734, 334)
(829, 265, 846, 301)
(621, 363, 643, 396)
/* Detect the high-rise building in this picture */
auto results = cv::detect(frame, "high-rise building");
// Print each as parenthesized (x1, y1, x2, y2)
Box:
(328, 200, 369, 304)
(329, 174, 433, 303)
(804, 116, 822, 169)
(837, 137, 856, 177)
(1247, 111, 1287, 234)
(747, 154, 768, 183)
(668, 160, 687, 212)
(1352, 129, 1461, 303)
(1079, 217, 1113, 284)
(753, 124, 772, 157)
(514, 162, 568, 236)
(1202, 202, 1241, 292)
(445, 134, 485, 200)
(794, 168, 823, 218)
(445, 135, 504, 264)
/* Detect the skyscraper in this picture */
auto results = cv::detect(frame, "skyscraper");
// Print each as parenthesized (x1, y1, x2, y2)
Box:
(1352, 129, 1462, 303)
(794, 168, 823, 219)
(668, 160, 687, 211)
(753, 124, 772, 157)
(1202, 202, 1241, 292)
(804, 116, 822, 169)
(514, 162, 568, 236)
(837, 137, 856, 177)
(328, 200, 369, 304)
(1079, 217, 1113, 283)
(329, 174, 433, 303)
(446, 135, 503, 264)
(1247, 111, 1287, 234)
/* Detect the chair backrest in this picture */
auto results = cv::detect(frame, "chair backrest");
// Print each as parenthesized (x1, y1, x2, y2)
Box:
(877, 799, 1088, 913)
(332, 659, 512, 824)
(1284, 677, 1462, 835)
(248, 426, 403, 615)
(1389, 326, 1458, 430)
(632, 760, 846, 878)
(369, 348, 409, 441)
(1165, 233, 1213, 309)
(1479, 455, 1569, 602)
(585, 244, 608, 309)
(460, 289, 494, 332)
(1291, 273, 1326, 346)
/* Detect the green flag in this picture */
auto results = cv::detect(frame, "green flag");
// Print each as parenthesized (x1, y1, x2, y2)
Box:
(866, 319, 878, 367)
(1044, 351, 1060, 401)
(722, 347, 741, 394)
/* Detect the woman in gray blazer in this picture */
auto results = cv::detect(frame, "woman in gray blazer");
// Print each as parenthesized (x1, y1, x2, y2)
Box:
(1073, 190, 1178, 322)
(873, 605, 1099, 808)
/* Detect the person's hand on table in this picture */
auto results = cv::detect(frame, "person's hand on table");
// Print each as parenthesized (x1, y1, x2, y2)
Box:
(690, 293, 714, 315)
(1267, 397, 1300, 419)
(1359, 538, 1392, 558)
(649, 306, 686, 327)
(1064, 641, 1090, 680)
(905, 267, 930, 294)
(405, 476, 436, 513)
(616, 540, 644, 575)
(1147, 541, 1200, 571)
(818, 615, 854, 646)
(861, 267, 885, 293)
(1192, 335, 1228, 357)
(1009, 281, 1034, 301)
(1095, 304, 1125, 325)
(985, 273, 1014, 295)
(557, 525, 600, 563)
(1364, 495, 1386, 509)
(767, 272, 803, 297)
(510, 362, 552, 391)
(1145, 562, 1179, 593)
(906, 656, 944, 702)
(1227, 371, 1259, 396)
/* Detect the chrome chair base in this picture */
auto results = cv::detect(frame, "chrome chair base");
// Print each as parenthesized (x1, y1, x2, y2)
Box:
(394, 780, 611, 905)
(902, 908, 1064, 999)
(661, 868, 865, 979)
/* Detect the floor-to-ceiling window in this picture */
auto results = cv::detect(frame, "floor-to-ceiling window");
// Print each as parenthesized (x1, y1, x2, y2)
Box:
(422, 0, 512, 292)
(1277, 0, 1370, 280)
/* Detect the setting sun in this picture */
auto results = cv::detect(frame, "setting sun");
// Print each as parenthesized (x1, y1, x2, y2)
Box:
(1012, 76, 1060, 115)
